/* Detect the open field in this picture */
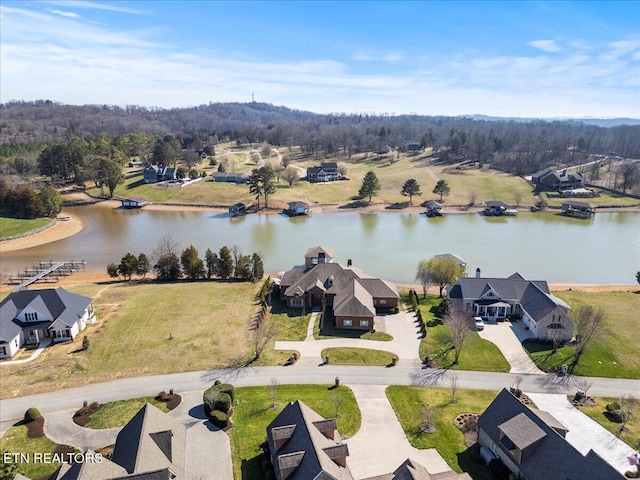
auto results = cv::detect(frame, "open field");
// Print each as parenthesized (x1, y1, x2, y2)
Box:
(230, 384, 360, 480)
(543, 189, 640, 207)
(386, 386, 499, 480)
(0, 422, 62, 478)
(0, 216, 52, 239)
(406, 294, 510, 372)
(524, 291, 640, 378)
(576, 396, 639, 449)
(1, 280, 264, 399)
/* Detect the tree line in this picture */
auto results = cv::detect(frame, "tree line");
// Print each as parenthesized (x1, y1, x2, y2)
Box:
(2, 101, 639, 180)
(107, 237, 264, 283)
(0, 178, 62, 219)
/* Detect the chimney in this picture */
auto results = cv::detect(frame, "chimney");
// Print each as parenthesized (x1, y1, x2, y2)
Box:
(347, 259, 352, 267)
(475, 268, 481, 278)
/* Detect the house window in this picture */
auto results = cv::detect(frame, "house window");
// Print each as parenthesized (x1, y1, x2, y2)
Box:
(379, 299, 386, 305)
(291, 298, 303, 308)
(25, 312, 38, 322)
(343, 319, 352, 327)
(548, 323, 564, 330)
(0, 346, 6, 356)
(360, 320, 369, 328)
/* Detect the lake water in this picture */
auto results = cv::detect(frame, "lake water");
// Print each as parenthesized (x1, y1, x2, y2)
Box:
(2, 206, 638, 284)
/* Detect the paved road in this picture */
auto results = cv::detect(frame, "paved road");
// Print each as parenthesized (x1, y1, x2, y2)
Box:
(3, 365, 639, 425)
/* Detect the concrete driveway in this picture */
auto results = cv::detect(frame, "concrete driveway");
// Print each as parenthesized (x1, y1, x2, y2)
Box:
(477, 320, 544, 374)
(275, 311, 423, 366)
(526, 392, 636, 475)
(345, 384, 452, 479)
(41, 391, 233, 480)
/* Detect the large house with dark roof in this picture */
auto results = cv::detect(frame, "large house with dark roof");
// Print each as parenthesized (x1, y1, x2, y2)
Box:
(531, 168, 583, 191)
(46, 403, 185, 480)
(306, 162, 339, 183)
(447, 273, 572, 341)
(478, 389, 623, 480)
(0, 287, 95, 359)
(143, 164, 178, 184)
(267, 400, 354, 480)
(280, 247, 399, 331)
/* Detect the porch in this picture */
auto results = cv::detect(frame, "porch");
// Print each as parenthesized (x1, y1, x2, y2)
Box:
(474, 301, 512, 322)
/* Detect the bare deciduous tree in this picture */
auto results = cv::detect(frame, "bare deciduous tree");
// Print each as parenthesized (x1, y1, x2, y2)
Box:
(337, 162, 348, 177)
(252, 317, 276, 362)
(282, 166, 300, 186)
(445, 310, 472, 365)
(269, 377, 278, 409)
(329, 393, 345, 418)
(450, 375, 459, 403)
(572, 305, 605, 366)
(467, 189, 479, 207)
(419, 406, 438, 433)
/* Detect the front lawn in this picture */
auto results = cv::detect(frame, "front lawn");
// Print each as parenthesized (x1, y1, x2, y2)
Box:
(314, 313, 393, 341)
(0, 422, 61, 478)
(0, 216, 52, 239)
(321, 347, 396, 366)
(386, 386, 500, 480)
(406, 293, 510, 372)
(576, 396, 640, 449)
(84, 396, 170, 429)
(230, 384, 360, 480)
(524, 291, 640, 378)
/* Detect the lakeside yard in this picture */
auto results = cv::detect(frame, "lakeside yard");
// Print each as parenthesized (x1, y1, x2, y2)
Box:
(525, 291, 640, 378)
(0, 216, 52, 239)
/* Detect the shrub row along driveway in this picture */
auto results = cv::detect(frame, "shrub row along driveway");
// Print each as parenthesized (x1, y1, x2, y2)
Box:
(275, 311, 423, 366)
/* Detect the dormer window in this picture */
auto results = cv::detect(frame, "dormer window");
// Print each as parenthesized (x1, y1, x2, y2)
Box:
(25, 312, 38, 322)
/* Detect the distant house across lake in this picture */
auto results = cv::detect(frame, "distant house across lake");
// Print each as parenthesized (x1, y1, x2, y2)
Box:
(306, 162, 339, 183)
(143, 164, 177, 184)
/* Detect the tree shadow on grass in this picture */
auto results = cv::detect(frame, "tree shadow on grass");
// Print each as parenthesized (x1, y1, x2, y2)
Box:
(125, 179, 145, 190)
(241, 455, 264, 480)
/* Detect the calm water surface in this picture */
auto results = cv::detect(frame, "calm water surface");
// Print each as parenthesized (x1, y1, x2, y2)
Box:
(2, 206, 638, 284)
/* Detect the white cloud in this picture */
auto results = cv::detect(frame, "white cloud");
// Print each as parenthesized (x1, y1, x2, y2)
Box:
(527, 40, 561, 53)
(352, 51, 404, 62)
(47, 9, 81, 18)
(43, 0, 145, 15)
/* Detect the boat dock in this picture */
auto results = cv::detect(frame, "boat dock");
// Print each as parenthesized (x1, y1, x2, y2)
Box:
(8, 260, 86, 289)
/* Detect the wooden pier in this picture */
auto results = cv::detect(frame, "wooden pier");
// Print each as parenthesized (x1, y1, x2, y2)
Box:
(8, 260, 86, 289)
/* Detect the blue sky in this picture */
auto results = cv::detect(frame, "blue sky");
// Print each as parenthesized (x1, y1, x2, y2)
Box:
(1, 1, 639, 118)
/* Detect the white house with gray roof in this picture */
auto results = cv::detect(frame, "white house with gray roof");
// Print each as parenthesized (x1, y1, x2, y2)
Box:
(447, 273, 572, 341)
(0, 287, 95, 359)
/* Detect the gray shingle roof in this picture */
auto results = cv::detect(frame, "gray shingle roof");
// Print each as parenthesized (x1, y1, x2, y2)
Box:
(0, 287, 92, 343)
(304, 246, 335, 259)
(267, 400, 354, 480)
(498, 412, 547, 450)
(111, 403, 185, 477)
(478, 389, 623, 480)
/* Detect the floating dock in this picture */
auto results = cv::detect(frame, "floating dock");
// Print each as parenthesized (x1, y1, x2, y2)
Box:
(8, 260, 86, 289)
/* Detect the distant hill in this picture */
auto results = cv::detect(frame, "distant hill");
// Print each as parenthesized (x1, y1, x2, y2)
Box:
(468, 114, 640, 127)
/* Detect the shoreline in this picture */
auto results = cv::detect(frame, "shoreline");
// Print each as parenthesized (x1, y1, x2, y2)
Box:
(0, 211, 82, 253)
(3, 270, 636, 294)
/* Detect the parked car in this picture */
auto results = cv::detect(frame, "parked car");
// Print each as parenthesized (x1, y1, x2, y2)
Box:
(474, 316, 485, 331)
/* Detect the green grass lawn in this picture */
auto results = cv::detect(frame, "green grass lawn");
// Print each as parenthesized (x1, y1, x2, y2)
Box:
(386, 386, 500, 480)
(524, 291, 640, 378)
(576, 397, 640, 449)
(2, 280, 264, 399)
(85, 396, 169, 429)
(0, 216, 52, 239)
(269, 296, 310, 341)
(406, 293, 510, 372)
(321, 347, 397, 366)
(230, 384, 360, 480)
(543, 189, 640, 207)
(0, 422, 61, 478)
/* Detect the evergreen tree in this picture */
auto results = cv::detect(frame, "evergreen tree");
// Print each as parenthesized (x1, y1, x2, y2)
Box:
(181, 245, 205, 280)
(154, 253, 181, 281)
(400, 178, 422, 204)
(39, 186, 63, 217)
(252, 253, 264, 282)
(136, 253, 150, 278)
(205, 248, 218, 279)
(218, 246, 234, 280)
(118, 252, 138, 281)
(358, 171, 381, 202)
(432, 180, 451, 202)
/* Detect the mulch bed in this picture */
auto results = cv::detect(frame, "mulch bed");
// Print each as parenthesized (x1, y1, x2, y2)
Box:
(25, 417, 45, 438)
(73, 402, 103, 427)
(454, 413, 480, 447)
(164, 394, 181, 410)
(54, 444, 77, 459)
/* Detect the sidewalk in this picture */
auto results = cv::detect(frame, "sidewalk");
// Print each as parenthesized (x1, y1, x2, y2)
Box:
(0, 339, 52, 366)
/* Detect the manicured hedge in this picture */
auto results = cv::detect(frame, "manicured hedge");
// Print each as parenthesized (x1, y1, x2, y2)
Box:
(24, 407, 42, 423)
(203, 383, 235, 416)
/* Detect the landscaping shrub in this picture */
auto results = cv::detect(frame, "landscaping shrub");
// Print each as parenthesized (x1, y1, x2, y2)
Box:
(82, 336, 90, 351)
(213, 392, 233, 414)
(156, 391, 171, 402)
(24, 407, 42, 423)
(203, 383, 235, 415)
(606, 401, 621, 412)
(209, 410, 229, 428)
